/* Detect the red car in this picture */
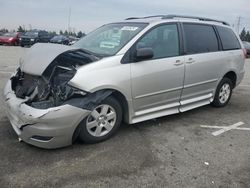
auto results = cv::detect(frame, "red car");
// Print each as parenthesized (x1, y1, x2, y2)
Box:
(0, 32, 21, 45)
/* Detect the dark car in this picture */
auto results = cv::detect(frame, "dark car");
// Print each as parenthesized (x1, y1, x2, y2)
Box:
(0, 32, 21, 45)
(50, 35, 69, 45)
(242, 41, 250, 56)
(20, 30, 52, 47)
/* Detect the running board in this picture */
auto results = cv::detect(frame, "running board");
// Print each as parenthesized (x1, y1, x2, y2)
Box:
(179, 93, 213, 112)
(132, 102, 179, 124)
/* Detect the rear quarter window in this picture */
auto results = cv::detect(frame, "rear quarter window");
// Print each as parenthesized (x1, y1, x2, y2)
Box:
(216, 26, 241, 50)
(183, 23, 219, 54)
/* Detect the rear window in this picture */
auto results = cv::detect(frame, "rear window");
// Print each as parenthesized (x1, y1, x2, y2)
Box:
(216, 26, 241, 50)
(183, 23, 219, 54)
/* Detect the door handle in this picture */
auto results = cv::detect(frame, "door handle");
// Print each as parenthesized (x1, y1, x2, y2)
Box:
(186, 58, 195, 64)
(174, 60, 184, 66)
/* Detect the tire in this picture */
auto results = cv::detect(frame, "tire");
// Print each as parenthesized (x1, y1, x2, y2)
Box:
(211, 77, 233, 107)
(77, 96, 122, 144)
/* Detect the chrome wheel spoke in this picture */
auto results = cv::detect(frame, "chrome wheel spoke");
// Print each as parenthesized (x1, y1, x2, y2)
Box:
(225, 84, 230, 91)
(106, 112, 116, 121)
(91, 109, 100, 119)
(101, 105, 109, 115)
(104, 122, 113, 131)
(94, 126, 102, 136)
(86, 120, 98, 129)
(219, 91, 224, 97)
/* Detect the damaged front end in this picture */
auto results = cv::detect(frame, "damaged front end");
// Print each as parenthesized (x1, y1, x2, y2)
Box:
(11, 48, 103, 109)
(4, 44, 113, 148)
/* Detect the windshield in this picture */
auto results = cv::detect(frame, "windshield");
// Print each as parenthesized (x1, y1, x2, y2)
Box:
(3, 33, 16, 37)
(74, 23, 147, 56)
(24, 31, 38, 37)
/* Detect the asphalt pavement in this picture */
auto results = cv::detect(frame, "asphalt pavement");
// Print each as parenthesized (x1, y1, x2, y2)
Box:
(0, 46, 249, 188)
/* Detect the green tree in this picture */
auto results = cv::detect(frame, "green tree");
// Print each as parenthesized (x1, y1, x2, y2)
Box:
(49, 31, 57, 36)
(246, 31, 250, 42)
(64, 30, 68, 36)
(17, 26, 25, 33)
(77, 31, 85, 38)
(0, 28, 9, 33)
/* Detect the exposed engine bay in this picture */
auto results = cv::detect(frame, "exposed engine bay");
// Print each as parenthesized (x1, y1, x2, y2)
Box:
(10, 49, 105, 109)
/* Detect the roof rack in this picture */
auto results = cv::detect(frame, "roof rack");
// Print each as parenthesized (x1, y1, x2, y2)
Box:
(125, 15, 165, 20)
(125, 14, 230, 26)
(162, 15, 230, 26)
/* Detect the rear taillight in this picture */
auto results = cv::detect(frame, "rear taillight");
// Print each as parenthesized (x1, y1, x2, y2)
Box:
(243, 48, 247, 59)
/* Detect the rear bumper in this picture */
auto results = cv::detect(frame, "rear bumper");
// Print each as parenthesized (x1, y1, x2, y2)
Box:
(3, 80, 91, 149)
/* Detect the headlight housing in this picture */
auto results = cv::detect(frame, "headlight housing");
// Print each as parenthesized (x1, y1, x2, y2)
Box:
(55, 84, 87, 101)
(30, 38, 35, 41)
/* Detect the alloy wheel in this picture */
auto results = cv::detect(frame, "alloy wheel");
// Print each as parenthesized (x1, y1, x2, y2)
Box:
(86, 104, 117, 137)
(219, 83, 231, 104)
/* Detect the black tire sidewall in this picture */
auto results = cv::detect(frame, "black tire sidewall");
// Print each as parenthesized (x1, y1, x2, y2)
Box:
(78, 96, 122, 144)
(212, 78, 233, 107)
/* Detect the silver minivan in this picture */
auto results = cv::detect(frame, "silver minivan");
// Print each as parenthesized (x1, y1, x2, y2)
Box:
(3, 15, 246, 148)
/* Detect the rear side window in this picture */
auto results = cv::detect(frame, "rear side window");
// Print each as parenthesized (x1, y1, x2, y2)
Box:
(216, 26, 241, 50)
(183, 24, 219, 54)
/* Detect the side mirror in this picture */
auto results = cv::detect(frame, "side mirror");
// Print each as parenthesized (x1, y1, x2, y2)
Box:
(135, 47, 154, 61)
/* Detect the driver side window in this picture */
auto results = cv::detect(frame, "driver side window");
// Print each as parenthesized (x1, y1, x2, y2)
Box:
(136, 24, 180, 59)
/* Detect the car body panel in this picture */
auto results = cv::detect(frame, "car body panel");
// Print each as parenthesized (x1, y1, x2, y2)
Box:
(130, 56, 185, 123)
(3, 16, 245, 148)
(20, 43, 75, 75)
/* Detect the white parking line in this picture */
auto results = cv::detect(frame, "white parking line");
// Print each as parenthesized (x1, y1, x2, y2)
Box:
(200, 122, 250, 136)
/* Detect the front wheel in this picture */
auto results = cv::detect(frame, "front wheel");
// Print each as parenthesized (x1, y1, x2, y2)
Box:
(78, 96, 122, 144)
(211, 78, 233, 107)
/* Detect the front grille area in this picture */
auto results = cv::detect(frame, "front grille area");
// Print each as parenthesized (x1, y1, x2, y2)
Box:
(11, 73, 45, 99)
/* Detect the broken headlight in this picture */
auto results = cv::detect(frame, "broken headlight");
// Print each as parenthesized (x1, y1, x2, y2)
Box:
(54, 84, 87, 102)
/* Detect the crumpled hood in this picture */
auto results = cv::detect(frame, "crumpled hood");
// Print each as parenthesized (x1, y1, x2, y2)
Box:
(20, 43, 77, 75)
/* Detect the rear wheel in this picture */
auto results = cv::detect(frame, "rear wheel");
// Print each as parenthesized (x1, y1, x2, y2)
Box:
(211, 78, 233, 107)
(78, 96, 122, 143)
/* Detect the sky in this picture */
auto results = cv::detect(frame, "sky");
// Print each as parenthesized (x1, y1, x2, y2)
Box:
(0, 0, 250, 34)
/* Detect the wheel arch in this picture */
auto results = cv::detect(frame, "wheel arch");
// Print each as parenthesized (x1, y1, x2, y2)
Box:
(86, 87, 131, 124)
(110, 90, 130, 124)
(223, 71, 237, 88)
(72, 88, 131, 143)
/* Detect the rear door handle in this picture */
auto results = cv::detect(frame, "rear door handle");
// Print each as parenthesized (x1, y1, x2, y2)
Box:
(174, 60, 184, 66)
(186, 58, 195, 64)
